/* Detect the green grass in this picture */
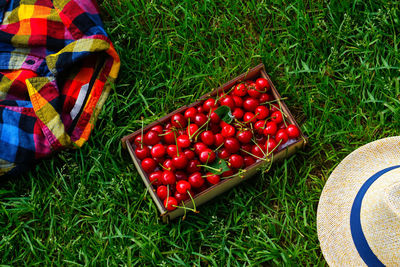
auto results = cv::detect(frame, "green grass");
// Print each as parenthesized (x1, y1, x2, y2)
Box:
(2, 0, 400, 265)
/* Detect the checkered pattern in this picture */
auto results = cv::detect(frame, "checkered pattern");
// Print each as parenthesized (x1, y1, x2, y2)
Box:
(0, 0, 120, 176)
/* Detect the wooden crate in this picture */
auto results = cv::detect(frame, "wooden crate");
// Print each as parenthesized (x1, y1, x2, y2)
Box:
(122, 63, 307, 222)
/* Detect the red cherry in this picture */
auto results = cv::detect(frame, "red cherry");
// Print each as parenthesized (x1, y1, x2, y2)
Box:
(162, 159, 176, 172)
(164, 197, 178, 211)
(232, 108, 244, 119)
(188, 172, 204, 188)
(244, 156, 256, 167)
(203, 98, 218, 112)
(176, 180, 191, 194)
(171, 113, 187, 129)
(251, 145, 265, 158)
(271, 111, 283, 124)
(221, 124, 236, 137)
(256, 134, 267, 145)
(256, 78, 270, 91)
(236, 130, 253, 144)
(175, 171, 188, 181)
(219, 120, 229, 128)
(197, 106, 204, 113)
(161, 170, 176, 185)
(254, 120, 266, 134)
(186, 159, 201, 173)
(165, 122, 173, 130)
(233, 83, 247, 96)
(240, 144, 252, 155)
(135, 145, 150, 160)
(175, 191, 190, 203)
(243, 98, 259, 112)
(255, 106, 269, 120)
(177, 135, 191, 148)
(199, 149, 216, 163)
(263, 121, 278, 136)
(187, 124, 199, 137)
(151, 144, 166, 158)
(265, 138, 278, 153)
(183, 149, 195, 160)
(194, 113, 208, 127)
(141, 158, 156, 173)
(184, 107, 197, 121)
(214, 133, 225, 147)
(206, 172, 220, 185)
(149, 171, 162, 186)
(154, 156, 165, 165)
(260, 93, 272, 103)
(243, 112, 256, 123)
(172, 154, 188, 169)
(247, 82, 262, 98)
(224, 137, 240, 153)
(194, 142, 208, 155)
(270, 104, 279, 112)
(163, 129, 175, 144)
(229, 154, 244, 169)
(143, 130, 160, 146)
(200, 130, 215, 146)
(232, 95, 243, 107)
(166, 145, 180, 158)
(209, 109, 221, 124)
(286, 124, 300, 138)
(218, 148, 231, 159)
(219, 96, 235, 110)
(134, 135, 143, 147)
(150, 125, 163, 134)
(222, 169, 235, 178)
(157, 185, 169, 200)
(275, 129, 289, 145)
(209, 122, 220, 134)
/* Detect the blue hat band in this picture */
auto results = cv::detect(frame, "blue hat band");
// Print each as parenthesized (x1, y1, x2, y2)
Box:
(350, 165, 400, 267)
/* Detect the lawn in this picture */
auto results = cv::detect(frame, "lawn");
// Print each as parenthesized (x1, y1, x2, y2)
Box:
(1, 0, 400, 265)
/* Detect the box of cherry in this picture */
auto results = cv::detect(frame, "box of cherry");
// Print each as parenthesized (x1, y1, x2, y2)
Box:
(122, 64, 306, 222)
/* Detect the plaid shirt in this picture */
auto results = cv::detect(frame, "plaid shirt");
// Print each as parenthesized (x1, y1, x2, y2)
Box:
(0, 0, 120, 176)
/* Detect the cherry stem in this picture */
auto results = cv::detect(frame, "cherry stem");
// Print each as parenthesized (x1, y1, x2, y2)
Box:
(188, 191, 197, 213)
(239, 148, 269, 162)
(165, 184, 170, 210)
(197, 164, 222, 173)
(220, 169, 247, 180)
(276, 100, 288, 128)
(159, 163, 170, 171)
(172, 191, 198, 216)
(263, 153, 274, 173)
(266, 138, 282, 156)
(175, 119, 184, 130)
(245, 112, 259, 124)
(260, 97, 288, 105)
(265, 135, 270, 155)
(140, 117, 144, 149)
(234, 119, 247, 129)
(191, 118, 211, 141)
(173, 130, 179, 157)
(265, 101, 289, 127)
(172, 204, 198, 214)
(252, 138, 267, 158)
(213, 142, 225, 153)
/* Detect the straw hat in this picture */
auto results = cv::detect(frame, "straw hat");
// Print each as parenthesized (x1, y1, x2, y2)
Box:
(317, 136, 400, 266)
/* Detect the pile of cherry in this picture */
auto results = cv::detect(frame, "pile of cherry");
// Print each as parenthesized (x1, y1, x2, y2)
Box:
(133, 77, 300, 212)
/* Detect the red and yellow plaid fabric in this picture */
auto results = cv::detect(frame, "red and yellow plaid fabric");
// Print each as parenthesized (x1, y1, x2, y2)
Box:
(0, 0, 120, 176)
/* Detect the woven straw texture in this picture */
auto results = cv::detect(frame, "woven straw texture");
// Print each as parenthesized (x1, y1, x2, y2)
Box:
(317, 136, 400, 266)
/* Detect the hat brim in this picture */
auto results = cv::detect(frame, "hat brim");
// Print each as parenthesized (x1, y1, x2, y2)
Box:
(317, 136, 400, 266)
